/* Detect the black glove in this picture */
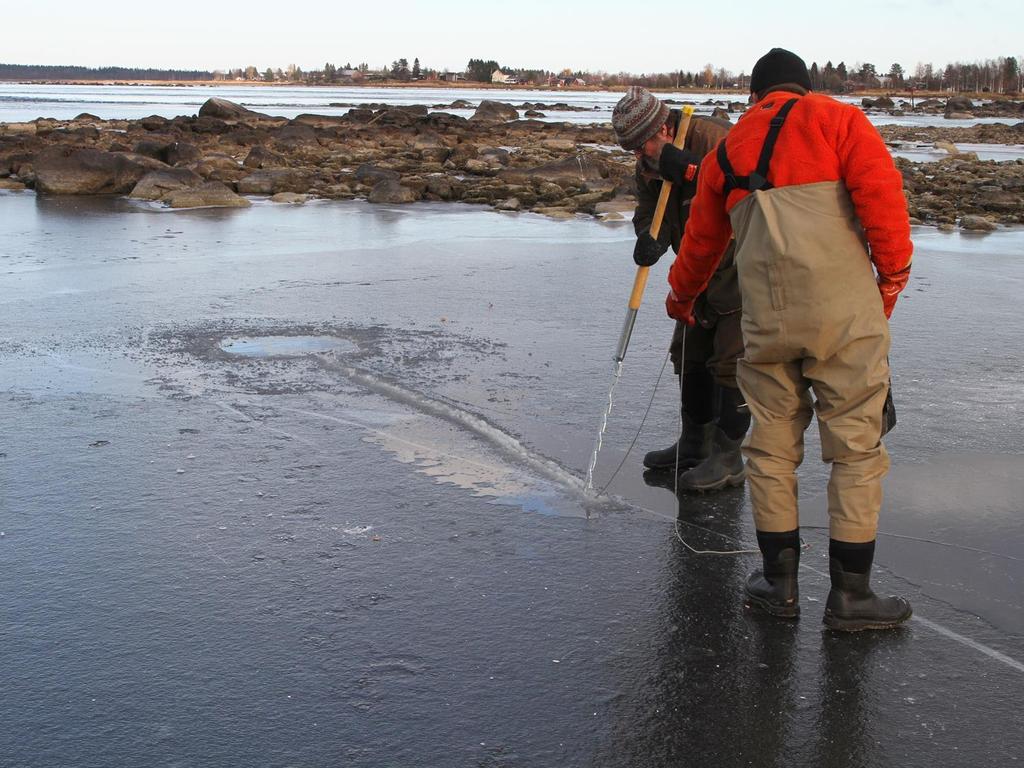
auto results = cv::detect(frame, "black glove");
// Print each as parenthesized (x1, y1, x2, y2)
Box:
(633, 232, 670, 266)
(658, 144, 702, 186)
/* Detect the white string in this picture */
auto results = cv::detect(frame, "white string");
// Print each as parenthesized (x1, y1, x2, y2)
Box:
(595, 351, 671, 496)
(594, 324, 760, 556)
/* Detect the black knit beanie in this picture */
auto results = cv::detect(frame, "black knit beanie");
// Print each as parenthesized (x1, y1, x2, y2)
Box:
(750, 48, 812, 95)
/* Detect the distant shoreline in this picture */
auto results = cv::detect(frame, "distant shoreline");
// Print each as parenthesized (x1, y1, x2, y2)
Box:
(0, 78, 683, 93)
(0, 78, 989, 100)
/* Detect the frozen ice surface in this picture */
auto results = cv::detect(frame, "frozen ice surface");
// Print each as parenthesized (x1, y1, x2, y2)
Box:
(1, 194, 1022, 766)
(0, 82, 1014, 128)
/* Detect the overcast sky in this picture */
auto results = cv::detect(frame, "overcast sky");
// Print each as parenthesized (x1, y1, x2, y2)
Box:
(8, 0, 1022, 74)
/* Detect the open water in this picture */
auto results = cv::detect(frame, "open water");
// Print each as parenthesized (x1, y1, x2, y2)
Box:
(1, 191, 1022, 765)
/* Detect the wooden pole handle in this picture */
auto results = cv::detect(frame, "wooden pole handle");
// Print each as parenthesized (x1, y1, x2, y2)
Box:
(627, 266, 650, 311)
(615, 105, 696, 361)
(649, 105, 695, 241)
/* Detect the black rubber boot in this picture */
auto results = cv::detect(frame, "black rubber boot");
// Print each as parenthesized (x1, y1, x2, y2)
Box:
(823, 541, 912, 631)
(676, 426, 745, 491)
(745, 531, 801, 618)
(644, 368, 714, 471)
(716, 384, 751, 442)
(642, 413, 712, 470)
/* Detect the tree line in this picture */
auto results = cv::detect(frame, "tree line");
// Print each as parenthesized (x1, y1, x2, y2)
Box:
(806, 57, 1020, 93)
(0, 64, 212, 81)
(2, 56, 1021, 94)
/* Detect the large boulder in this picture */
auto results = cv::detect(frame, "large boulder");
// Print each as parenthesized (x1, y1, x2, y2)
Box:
(34, 146, 153, 194)
(191, 153, 243, 181)
(198, 97, 267, 121)
(862, 96, 895, 109)
(129, 168, 203, 200)
(269, 192, 310, 204)
(959, 214, 997, 232)
(236, 168, 314, 195)
(464, 157, 501, 174)
(344, 108, 375, 123)
(165, 141, 202, 166)
(945, 96, 975, 115)
(412, 131, 447, 150)
(469, 100, 520, 123)
(132, 139, 175, 162)
(272, 121, 319, 145)
(368, 177, 418, 204)
(355, 164, 400, 185)
(292, 113, 347, 128)
(140, 114, 170, 131)
(497, 156, 609, 188)
(222, 128, 269, 147)
(372, 109, 416, 128)
(162, 181, 251, 208)
(243, 145, 288, 169)
(418, 112, 468, 131)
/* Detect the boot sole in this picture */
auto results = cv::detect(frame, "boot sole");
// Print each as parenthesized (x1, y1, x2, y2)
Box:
(642, 459, 702, 471)
(744, 592, 800, 619)
(678, 471, 746, 493)
(822, 606, 913, 632)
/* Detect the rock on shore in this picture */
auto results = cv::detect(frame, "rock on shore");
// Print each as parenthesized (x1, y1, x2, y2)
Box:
(2, 96, 1024, 227)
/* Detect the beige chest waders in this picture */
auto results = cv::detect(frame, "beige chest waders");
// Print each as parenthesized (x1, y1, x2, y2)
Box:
(718, 100, 892, 543)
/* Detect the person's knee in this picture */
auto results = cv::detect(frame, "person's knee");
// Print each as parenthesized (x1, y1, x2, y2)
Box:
(819, 422, 888, 463)
(745, 434, 805, 468)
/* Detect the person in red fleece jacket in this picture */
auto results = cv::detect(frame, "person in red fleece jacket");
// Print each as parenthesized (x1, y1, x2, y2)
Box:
(666, 48, 914, 631)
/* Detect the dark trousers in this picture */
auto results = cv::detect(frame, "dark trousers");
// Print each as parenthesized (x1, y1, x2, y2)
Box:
(668, 310, 746, 430)
(669, 310, 744, 383)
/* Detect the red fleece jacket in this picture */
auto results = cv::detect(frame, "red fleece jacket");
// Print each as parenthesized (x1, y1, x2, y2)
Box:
(668, 92, 913, 305)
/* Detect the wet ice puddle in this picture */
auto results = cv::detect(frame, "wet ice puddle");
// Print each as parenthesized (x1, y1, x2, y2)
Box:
(220, 335, 358, 357)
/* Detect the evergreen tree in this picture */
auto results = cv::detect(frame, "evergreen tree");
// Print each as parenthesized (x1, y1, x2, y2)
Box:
(1003, 56, 1019, 93)
(412, 57, 421, 79)
(466, 58, 500, 82)
(391, 58, 410, 80)
(888, 63, 904, 87)
(858, 63, 878, 88)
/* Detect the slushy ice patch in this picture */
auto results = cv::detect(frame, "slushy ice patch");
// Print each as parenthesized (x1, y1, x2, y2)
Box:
(144, 320, 596, 515)
(220, 335, 357, 358)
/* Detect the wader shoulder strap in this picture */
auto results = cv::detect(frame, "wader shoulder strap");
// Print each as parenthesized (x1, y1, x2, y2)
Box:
(719, 98, 800, 195)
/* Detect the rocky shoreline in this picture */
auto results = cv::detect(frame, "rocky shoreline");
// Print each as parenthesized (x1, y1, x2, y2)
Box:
(1, 97, 1023, 231)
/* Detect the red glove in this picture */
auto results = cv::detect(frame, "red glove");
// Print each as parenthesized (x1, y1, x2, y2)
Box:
(877, 265, 911, 319)
(666, 288, 696, 326)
